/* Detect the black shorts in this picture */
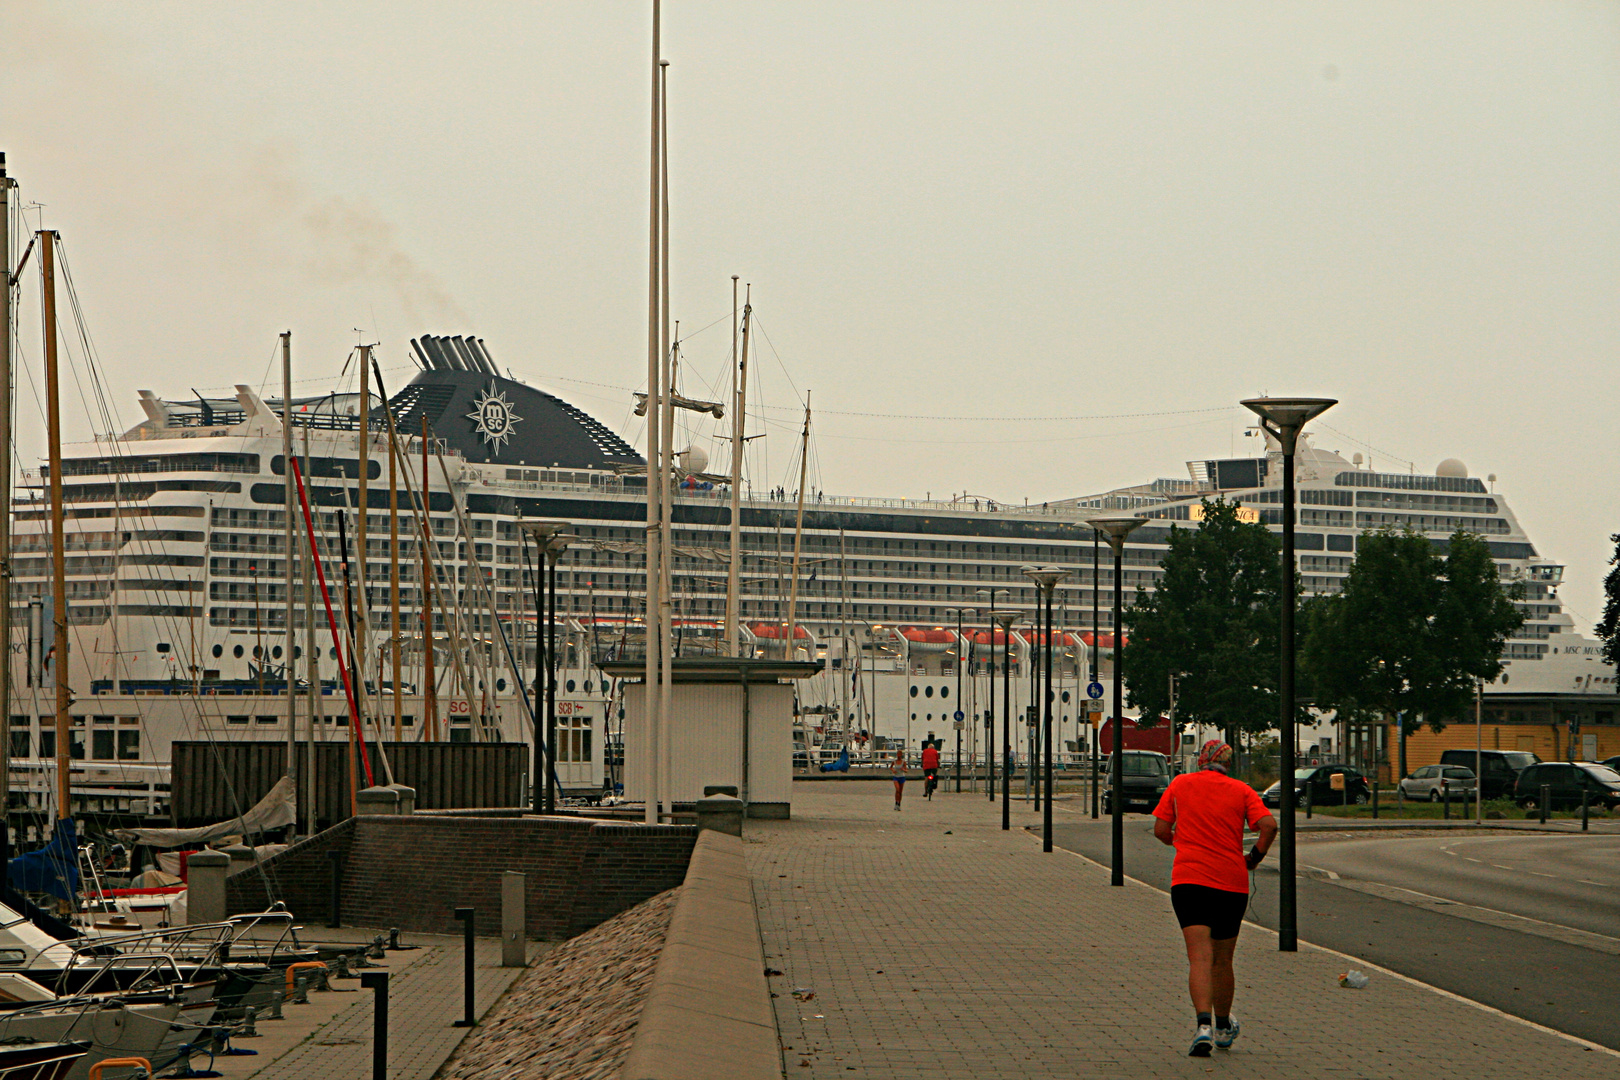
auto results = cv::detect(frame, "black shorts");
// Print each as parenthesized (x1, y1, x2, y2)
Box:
(1170, 884, 1248, 941)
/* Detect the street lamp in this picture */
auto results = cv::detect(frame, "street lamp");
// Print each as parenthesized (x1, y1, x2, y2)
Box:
(990, 610, 1022, 831)
(522, 521, 570, 813)
(1241, 395, 1336, 953)
(1090, 514, 1145, 886)
(1022, 566, 1070, 853)
(976, 589, 999, 800)
(944, 607, 965, 792)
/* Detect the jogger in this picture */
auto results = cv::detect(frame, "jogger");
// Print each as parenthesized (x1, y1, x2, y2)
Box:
(1152, 740, 1277, 1057)
(890, 748, 907, 810)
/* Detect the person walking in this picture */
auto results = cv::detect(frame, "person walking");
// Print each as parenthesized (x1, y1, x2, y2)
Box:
(920, 741, 941, 799)
(890, 748, 908, 810)
(1152, 739, 1277, 1057)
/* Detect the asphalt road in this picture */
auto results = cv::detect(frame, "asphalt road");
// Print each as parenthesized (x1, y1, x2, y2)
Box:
(1051, 815, 1620, 1051)
(1296, 832, 1620, 939)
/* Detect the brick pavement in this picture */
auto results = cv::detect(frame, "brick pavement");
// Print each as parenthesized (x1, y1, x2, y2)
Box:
(749, 786, 1619, 1079)
(242, 929, 528, 1080)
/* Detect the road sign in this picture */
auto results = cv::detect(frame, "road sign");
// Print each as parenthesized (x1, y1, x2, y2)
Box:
(953, 721, 964, 731)
(954, 710, 965, 722)
(1086, 682, 1104, 700)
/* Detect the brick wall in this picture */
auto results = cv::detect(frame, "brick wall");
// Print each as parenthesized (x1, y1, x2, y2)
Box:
(225, 815, 695, 940)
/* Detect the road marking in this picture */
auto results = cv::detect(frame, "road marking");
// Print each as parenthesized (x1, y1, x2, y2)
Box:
(1465, 857, 1482, 862)
(1330, 879, 1620, 957)
(1493, 864, 1513, 869)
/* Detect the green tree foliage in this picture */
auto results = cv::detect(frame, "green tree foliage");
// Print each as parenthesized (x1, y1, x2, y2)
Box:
(1596, 533, 1620, 670)
(1303, 529, 1522, 736)
(1121, 498, 1282, 738)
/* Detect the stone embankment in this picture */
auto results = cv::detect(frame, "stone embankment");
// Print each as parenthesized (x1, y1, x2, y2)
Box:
(440, 887, 680, 1080)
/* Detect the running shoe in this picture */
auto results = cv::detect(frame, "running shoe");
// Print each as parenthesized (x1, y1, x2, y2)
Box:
(1214, 1019, 1239, 1049)
(1189, 1025, 1213, 1057)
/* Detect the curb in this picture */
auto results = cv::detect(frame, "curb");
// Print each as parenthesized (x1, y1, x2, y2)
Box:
(621, 830, 782, 1080)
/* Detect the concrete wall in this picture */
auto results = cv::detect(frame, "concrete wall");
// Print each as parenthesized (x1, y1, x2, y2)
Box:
(225, 815, 695, 939)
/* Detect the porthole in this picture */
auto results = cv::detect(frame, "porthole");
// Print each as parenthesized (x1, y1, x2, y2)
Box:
(496, 678, 507, 692)
(566, 679, 576, 693)
(252, 646, 262, 659)
(941, 686, 950, 699)
(272, 645, 283, 660)
(584, 681, 593, 694)
(211, 644, 223, 659)
(330, 647, 340, 660)
(910, 686, 918, 698)
(1061, 690, 1071, 704)
(924, 685, 934, 698)
(293, 646, 302, 660)
(233, 645, 244, 659)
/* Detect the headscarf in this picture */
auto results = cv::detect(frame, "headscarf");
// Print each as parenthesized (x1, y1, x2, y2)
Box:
(1197, 739, 1234, 772)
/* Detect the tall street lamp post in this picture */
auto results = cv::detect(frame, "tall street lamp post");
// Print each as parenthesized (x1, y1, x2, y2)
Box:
(521, 522, 570, 813)
(1241, 396, 1336, 952)
(976, 589, 998, 800)
(944, 607, 965, 792)
(1090, 515, 1145, 886)
(1091, 532, 1100, 819)
(991, 610, 1021, 831)
(1022, 566, 1070, 853)
(544, 534, 574, 814)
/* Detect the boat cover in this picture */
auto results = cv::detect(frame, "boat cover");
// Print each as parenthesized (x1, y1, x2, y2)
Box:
(7, 819, 78, 902)
(114, 775, 296, 848)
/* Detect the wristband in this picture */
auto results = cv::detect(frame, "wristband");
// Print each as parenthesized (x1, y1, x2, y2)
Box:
(1245, 846, 1264, 870)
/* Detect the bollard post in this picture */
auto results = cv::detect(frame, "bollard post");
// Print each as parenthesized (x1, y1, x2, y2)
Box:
(1540, 784, 1550, 825)
(361, 971, 389, 1080)
(1443, 780, 1450, 820)
(501, 873, 526, 968)
(1582, 788, 1590, 832)
(453, 906, 476, 1027)
(327, 849, 343, 928)
(1304, 783, 1312, 819)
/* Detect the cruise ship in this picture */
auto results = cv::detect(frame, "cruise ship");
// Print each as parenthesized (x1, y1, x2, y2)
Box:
(11, 335, 1611, 821)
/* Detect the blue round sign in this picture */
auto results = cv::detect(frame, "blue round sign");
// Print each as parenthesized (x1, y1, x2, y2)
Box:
(954, 710, 965, 722)
(1086, 682, 1105, 700)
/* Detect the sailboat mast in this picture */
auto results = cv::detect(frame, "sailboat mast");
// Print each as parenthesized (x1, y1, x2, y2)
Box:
(727, 283, 749, 657)
(421, 416, 437, 738)
(643, 0, 664, 826)
(281, 331, 297, 834)
(783, 395, 810, 660)
(387, 371, 402, 741)
(356, 344, 373, 729)
(39, 232, 69, 821)
(0, 155, 13, 834)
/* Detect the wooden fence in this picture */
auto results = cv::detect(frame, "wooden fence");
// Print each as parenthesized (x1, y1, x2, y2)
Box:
(171, 741, 528, 828)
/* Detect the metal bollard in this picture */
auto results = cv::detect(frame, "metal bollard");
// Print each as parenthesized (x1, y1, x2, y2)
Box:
(453, 906, 476, 1027)
(361, 971, 389, 1080)
(387, 927, 403, 950)
(264, 991, 284, 1021)
(1582, 788, 1590, 831)
(327, 849, 343, 928)
(1540, 784, 1550, 825)
(1443, 780, 1450, 820)
(368, 934, 387, 960)
(333, 955, 357, 980)
(238, 1007, 260, 1038)
(292, 971, 312, 1005)
(1304, 783, 1312, 819)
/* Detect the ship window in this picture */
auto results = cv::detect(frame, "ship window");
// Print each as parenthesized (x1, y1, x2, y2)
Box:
(256, 716, 277, 724)
(117, 731, 140, 760)
(233, 645, 244, 659)
(9, 730, 26, 759)
(227, 716, 249, 725)
(92, 730, 114, 760)
(156, 643, 170, 654)
(38, 732, 53, 759)
(212, 644, 223, 658)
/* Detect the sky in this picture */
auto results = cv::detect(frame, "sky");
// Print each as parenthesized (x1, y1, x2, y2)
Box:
(4, 2, 1619, 627)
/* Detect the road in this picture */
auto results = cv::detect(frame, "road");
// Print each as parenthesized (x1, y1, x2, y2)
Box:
(1052, 812, 1620, 1051)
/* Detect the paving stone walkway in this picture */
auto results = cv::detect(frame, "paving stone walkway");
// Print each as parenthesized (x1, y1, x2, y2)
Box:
(241, 929, 527, 1080)
(749, 786, 1620, 1080)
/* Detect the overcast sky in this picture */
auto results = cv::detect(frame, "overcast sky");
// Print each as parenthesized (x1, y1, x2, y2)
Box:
(5, 2, 1619, 627)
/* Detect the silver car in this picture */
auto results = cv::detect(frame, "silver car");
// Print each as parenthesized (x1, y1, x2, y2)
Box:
(1399, 764, 1477, 801)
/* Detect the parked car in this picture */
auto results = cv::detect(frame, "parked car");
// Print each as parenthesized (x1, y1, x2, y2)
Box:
(1398, 765, 1477, 802)
(1601, 755, 1620, 773)
(1102, 750, 1171, 814)
(1261, 765, 1370, 809)
(1514, 762, 1620, 811)
(1439, 749, 1537, 801)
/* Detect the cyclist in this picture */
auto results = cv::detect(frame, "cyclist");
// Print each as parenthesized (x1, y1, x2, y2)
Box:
(921, 741, 942, 799)
(1152, 739, 1276, 1057)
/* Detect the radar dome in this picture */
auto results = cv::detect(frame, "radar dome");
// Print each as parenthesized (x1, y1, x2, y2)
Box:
(1436, 458, 1468, 478)
(677, 445, 709, 474)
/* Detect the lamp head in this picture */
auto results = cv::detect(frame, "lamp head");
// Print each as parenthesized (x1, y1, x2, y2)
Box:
(521, 521, 570, 544)
(1088, 515, 1145, 553)
(989, 609, 1022, 630)
(1240, 397, 1337, 454)
(1019, 564, 1070, 591)
(544, 534, 577, 562)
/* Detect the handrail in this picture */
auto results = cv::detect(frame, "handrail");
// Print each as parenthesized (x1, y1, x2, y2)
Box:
(88, 1058, 151, 1080)
(283, 961, 329, 999)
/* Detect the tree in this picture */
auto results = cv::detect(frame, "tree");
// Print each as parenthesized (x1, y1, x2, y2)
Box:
(1121, 498, 1283, 741)
(1304, 528, 1522, 776)
(1596, 533, 1620, 670)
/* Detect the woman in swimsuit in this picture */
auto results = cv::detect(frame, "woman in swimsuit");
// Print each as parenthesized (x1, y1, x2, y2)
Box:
(890, 748, 907, 811)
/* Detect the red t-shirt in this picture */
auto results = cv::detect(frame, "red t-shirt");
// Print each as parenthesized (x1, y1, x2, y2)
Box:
(1152, 769, 1270, 893)
(921, 747, 941, 770)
